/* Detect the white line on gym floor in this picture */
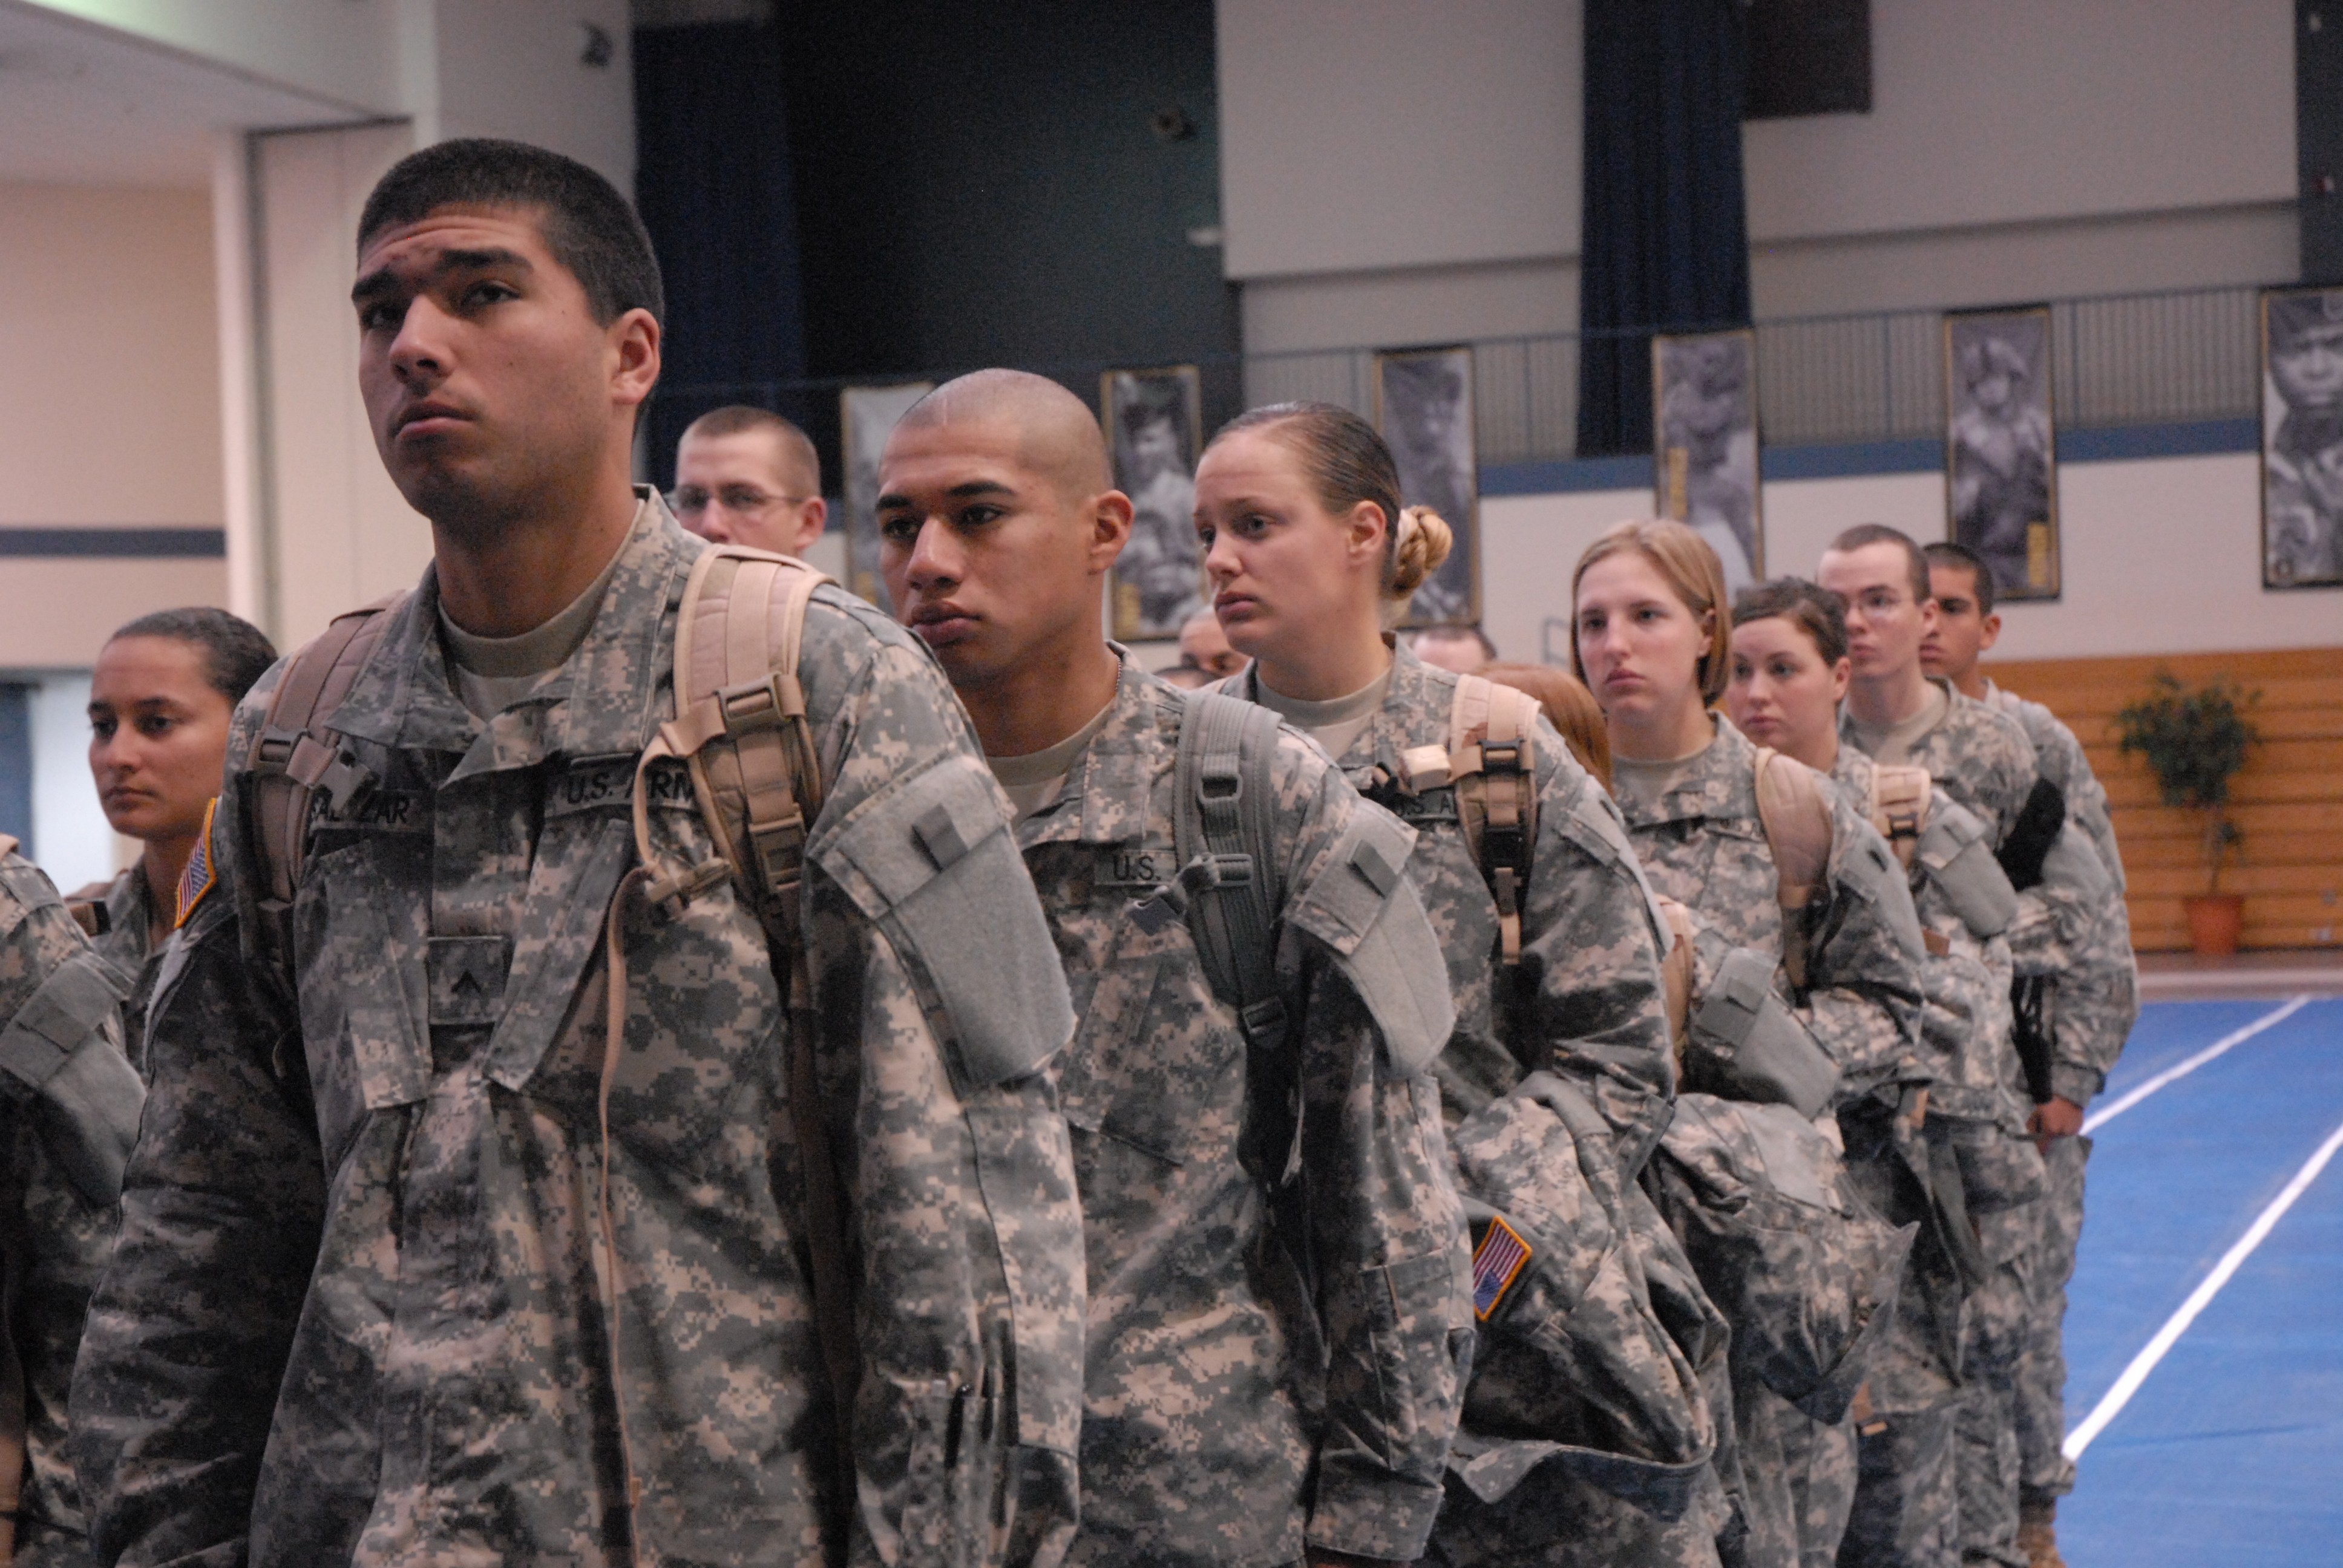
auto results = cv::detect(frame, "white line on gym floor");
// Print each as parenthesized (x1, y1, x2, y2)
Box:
(2080, 995, 2311, 1135)
(2063, 1108, 2343, 1460)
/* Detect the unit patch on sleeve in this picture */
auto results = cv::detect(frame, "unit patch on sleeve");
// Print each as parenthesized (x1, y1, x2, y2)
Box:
(1471, 1213, 1533, 1322)
(175, 796, 219, 929)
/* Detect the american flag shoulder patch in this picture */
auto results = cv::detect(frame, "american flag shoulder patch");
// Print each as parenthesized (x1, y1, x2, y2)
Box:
(175, 797, 220, 930)
(1472, 1214, 1532, 1322)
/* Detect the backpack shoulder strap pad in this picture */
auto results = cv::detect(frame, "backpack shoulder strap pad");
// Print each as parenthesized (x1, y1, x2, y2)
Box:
(1750, 746, 1835, 988)
(1868, 765, 1930, 870)
(1447, 673, 1541, 967)
(244, 594, 404, 946)
(1173, 691, 1286, 1044)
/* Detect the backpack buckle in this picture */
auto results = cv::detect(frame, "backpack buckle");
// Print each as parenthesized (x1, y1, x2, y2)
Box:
(1238, 995, 1289, 1048)
(1176, 852, 1253, 895)
(716, 675, 791, 736)
(1481, 739, 1523, 776)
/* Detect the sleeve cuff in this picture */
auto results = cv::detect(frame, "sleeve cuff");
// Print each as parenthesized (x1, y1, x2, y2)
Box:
(1306, 1469, 1448, 1563)
(2050, 1063, 2103, 1108)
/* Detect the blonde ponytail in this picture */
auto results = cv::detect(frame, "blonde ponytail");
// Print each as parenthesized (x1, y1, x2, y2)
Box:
(1388, 505, 1455, 600)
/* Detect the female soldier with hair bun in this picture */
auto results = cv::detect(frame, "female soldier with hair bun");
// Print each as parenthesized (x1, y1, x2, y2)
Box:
(1194, 402, 1710, 1566)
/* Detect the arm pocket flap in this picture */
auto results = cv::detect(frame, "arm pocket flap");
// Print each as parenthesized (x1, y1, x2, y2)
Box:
(1287, 809, 1453, 1079)
(815, 756, 1074, 1090)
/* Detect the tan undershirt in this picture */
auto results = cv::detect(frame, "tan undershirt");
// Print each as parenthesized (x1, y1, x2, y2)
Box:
(1609, 736, 1717, 817)
(988, 695, 1118, 823)
(1251, 666, 1394, 763)
(437, 535, 630, 720)
(1846, 682, 1949, 767)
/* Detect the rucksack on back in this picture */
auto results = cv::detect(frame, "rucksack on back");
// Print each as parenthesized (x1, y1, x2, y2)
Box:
(1395, 673, 1542, 970)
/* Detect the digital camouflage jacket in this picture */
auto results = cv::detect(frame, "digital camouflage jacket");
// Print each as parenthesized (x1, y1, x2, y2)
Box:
(1982, 682, 2138, 1108)
(1838, 682, 2098, 983)
(1, 850, 136, 1562)
(1015, 658, 1469, 1568)
(70, 501, 1087, 1568)
(1291, 645, 1679, 1169)
(91, 871, 161, 1077)
(1613, 716, 1925, 1105)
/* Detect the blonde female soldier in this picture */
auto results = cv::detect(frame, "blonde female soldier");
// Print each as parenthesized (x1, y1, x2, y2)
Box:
(1572, 520, 1930, 1568)
(1194, 404, 1720, 1565)
(1729, 578, 2035, 1568)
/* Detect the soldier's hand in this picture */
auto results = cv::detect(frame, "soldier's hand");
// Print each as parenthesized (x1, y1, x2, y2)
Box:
(2029, 1095, 2083, 1151)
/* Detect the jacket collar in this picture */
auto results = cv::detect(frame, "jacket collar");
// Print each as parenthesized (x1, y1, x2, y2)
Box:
(329, 489, 698, 779)
(1015, 649, 1182, 850)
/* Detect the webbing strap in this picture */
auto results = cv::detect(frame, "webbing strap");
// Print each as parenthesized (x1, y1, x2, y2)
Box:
(1869, 766, 1931, 871)
(1447, 675, 1540, 968)
(1653, 894, 1699, 1059)
(1172, 693, 1285, 1037)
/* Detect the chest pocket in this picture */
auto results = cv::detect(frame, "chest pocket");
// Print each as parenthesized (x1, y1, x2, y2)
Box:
(294, 834, 433, 1162)
(1052, 867, 1244, 1168)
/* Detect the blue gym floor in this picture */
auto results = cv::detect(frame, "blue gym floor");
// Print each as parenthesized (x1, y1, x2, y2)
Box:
(2059, 995, 2343, 1566)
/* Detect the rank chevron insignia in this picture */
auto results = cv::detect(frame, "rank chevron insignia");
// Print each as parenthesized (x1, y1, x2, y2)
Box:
(1471, 1214, 1532, 1322)
(175, 796, 220, 930)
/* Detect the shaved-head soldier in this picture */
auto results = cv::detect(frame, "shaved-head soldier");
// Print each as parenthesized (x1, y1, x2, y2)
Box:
(71, 142, 1084, 1567)
(672, 404, 828, 556)
(880, 370, 1470, 1568)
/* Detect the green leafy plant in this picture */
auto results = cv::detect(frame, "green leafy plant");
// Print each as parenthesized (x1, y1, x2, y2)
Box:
(2114, 672, 2261, 894)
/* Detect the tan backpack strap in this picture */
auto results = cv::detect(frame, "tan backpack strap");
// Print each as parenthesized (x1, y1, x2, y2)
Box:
(1653, 893, 1699, 1060)
(1869, 765, 1930, 871)
(247, 596, 401, 919)
(622, 544, 857, 1534)
(1448, 675, 1541, 967)
(1751, 746, 1834, 991)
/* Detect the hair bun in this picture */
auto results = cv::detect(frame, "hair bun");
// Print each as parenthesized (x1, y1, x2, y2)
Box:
(1389, 505, 1455, 598)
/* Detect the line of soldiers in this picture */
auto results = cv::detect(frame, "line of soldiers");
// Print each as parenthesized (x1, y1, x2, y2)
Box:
(0, 139, 2133, 1568)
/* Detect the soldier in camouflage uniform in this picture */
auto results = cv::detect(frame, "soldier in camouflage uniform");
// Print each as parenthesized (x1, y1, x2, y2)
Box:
(1729, 579, 2033, 1567)
(1820, 529, 2115, 1568)
(1189, 405, 1711, 1564)
(878, 372, 1469, 1568)
(1922, 544, 2138, 1568)
(1577, 523, 1930, 1568)
(70, 141, 1086, 1568)
(0, 846, 145, 1567)
(80, 609, 279, 1070)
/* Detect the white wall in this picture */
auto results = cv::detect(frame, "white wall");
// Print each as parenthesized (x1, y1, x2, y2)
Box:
(22, 674, 134, 895)
(1220, 0, 2302, 347)
(1474, 451, 2339, 673)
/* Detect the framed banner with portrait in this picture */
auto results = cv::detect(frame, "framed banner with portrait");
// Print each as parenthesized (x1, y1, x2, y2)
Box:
(2259, 286, 2343, 589)
(1371, 345, 1479, 626)
(1101, 366, 1207, 639)
(1944, 307, 2059, 600)
(1651, 328, 1764, 593)
(839, 382, 932, 610)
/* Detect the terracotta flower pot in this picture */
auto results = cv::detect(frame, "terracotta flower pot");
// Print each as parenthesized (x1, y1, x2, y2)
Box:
(2183, 893, 2245, 957)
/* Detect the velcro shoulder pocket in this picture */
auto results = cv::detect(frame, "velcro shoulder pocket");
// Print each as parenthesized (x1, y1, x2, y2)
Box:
(1918, 799, 2019, 938)
(813, 754, 1074, 1091)
(1836, 821, 1928, 960)
(1284, 805, 1455, 1077)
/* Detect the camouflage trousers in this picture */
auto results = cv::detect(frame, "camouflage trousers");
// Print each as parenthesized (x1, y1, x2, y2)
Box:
(13, 1518, 98, 1568)
(1953, 1203, 2043, 1568)
(1742, 1385, 1858, 1568)
(1838, 1403, 1958, 1568)
(2013, 1135, 2088, 1509)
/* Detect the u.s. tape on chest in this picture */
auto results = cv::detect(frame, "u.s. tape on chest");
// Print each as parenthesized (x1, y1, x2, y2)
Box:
(544, 752, 698, 822)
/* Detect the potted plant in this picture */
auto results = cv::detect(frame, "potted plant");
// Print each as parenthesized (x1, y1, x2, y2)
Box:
(2114, 672, 2261, 956)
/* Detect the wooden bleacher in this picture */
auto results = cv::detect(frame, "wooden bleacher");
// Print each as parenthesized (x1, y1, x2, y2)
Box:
(1982, 647, 2343, 953)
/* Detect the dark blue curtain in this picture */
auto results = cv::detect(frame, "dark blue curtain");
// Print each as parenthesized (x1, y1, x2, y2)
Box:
(1576, 0, 1753, 457)
(633, 21, 809, 489)
(0, 684, 30, 858)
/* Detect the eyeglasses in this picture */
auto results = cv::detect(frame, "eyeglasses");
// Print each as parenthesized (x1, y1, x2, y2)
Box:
(669, 485, 811, 516)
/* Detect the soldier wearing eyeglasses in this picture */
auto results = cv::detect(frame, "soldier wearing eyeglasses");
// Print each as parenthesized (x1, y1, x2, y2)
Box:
(670, 404, 828, 557)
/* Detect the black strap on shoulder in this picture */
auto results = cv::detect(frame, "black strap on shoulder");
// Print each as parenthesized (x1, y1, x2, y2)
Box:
(1173, 691, 1287, 1046)
(1997, 776, 2066, 891)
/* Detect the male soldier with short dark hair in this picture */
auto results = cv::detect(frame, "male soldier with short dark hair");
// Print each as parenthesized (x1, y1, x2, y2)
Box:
(70, 140, 1085, 1568)
(672, 405, 828, 556)
(1922, 541, 2137, 1568)
(879, 370, 1469, 1568)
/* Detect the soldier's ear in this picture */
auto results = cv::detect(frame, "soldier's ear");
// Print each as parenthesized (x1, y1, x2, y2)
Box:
(1089, 490, 1133, 573)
